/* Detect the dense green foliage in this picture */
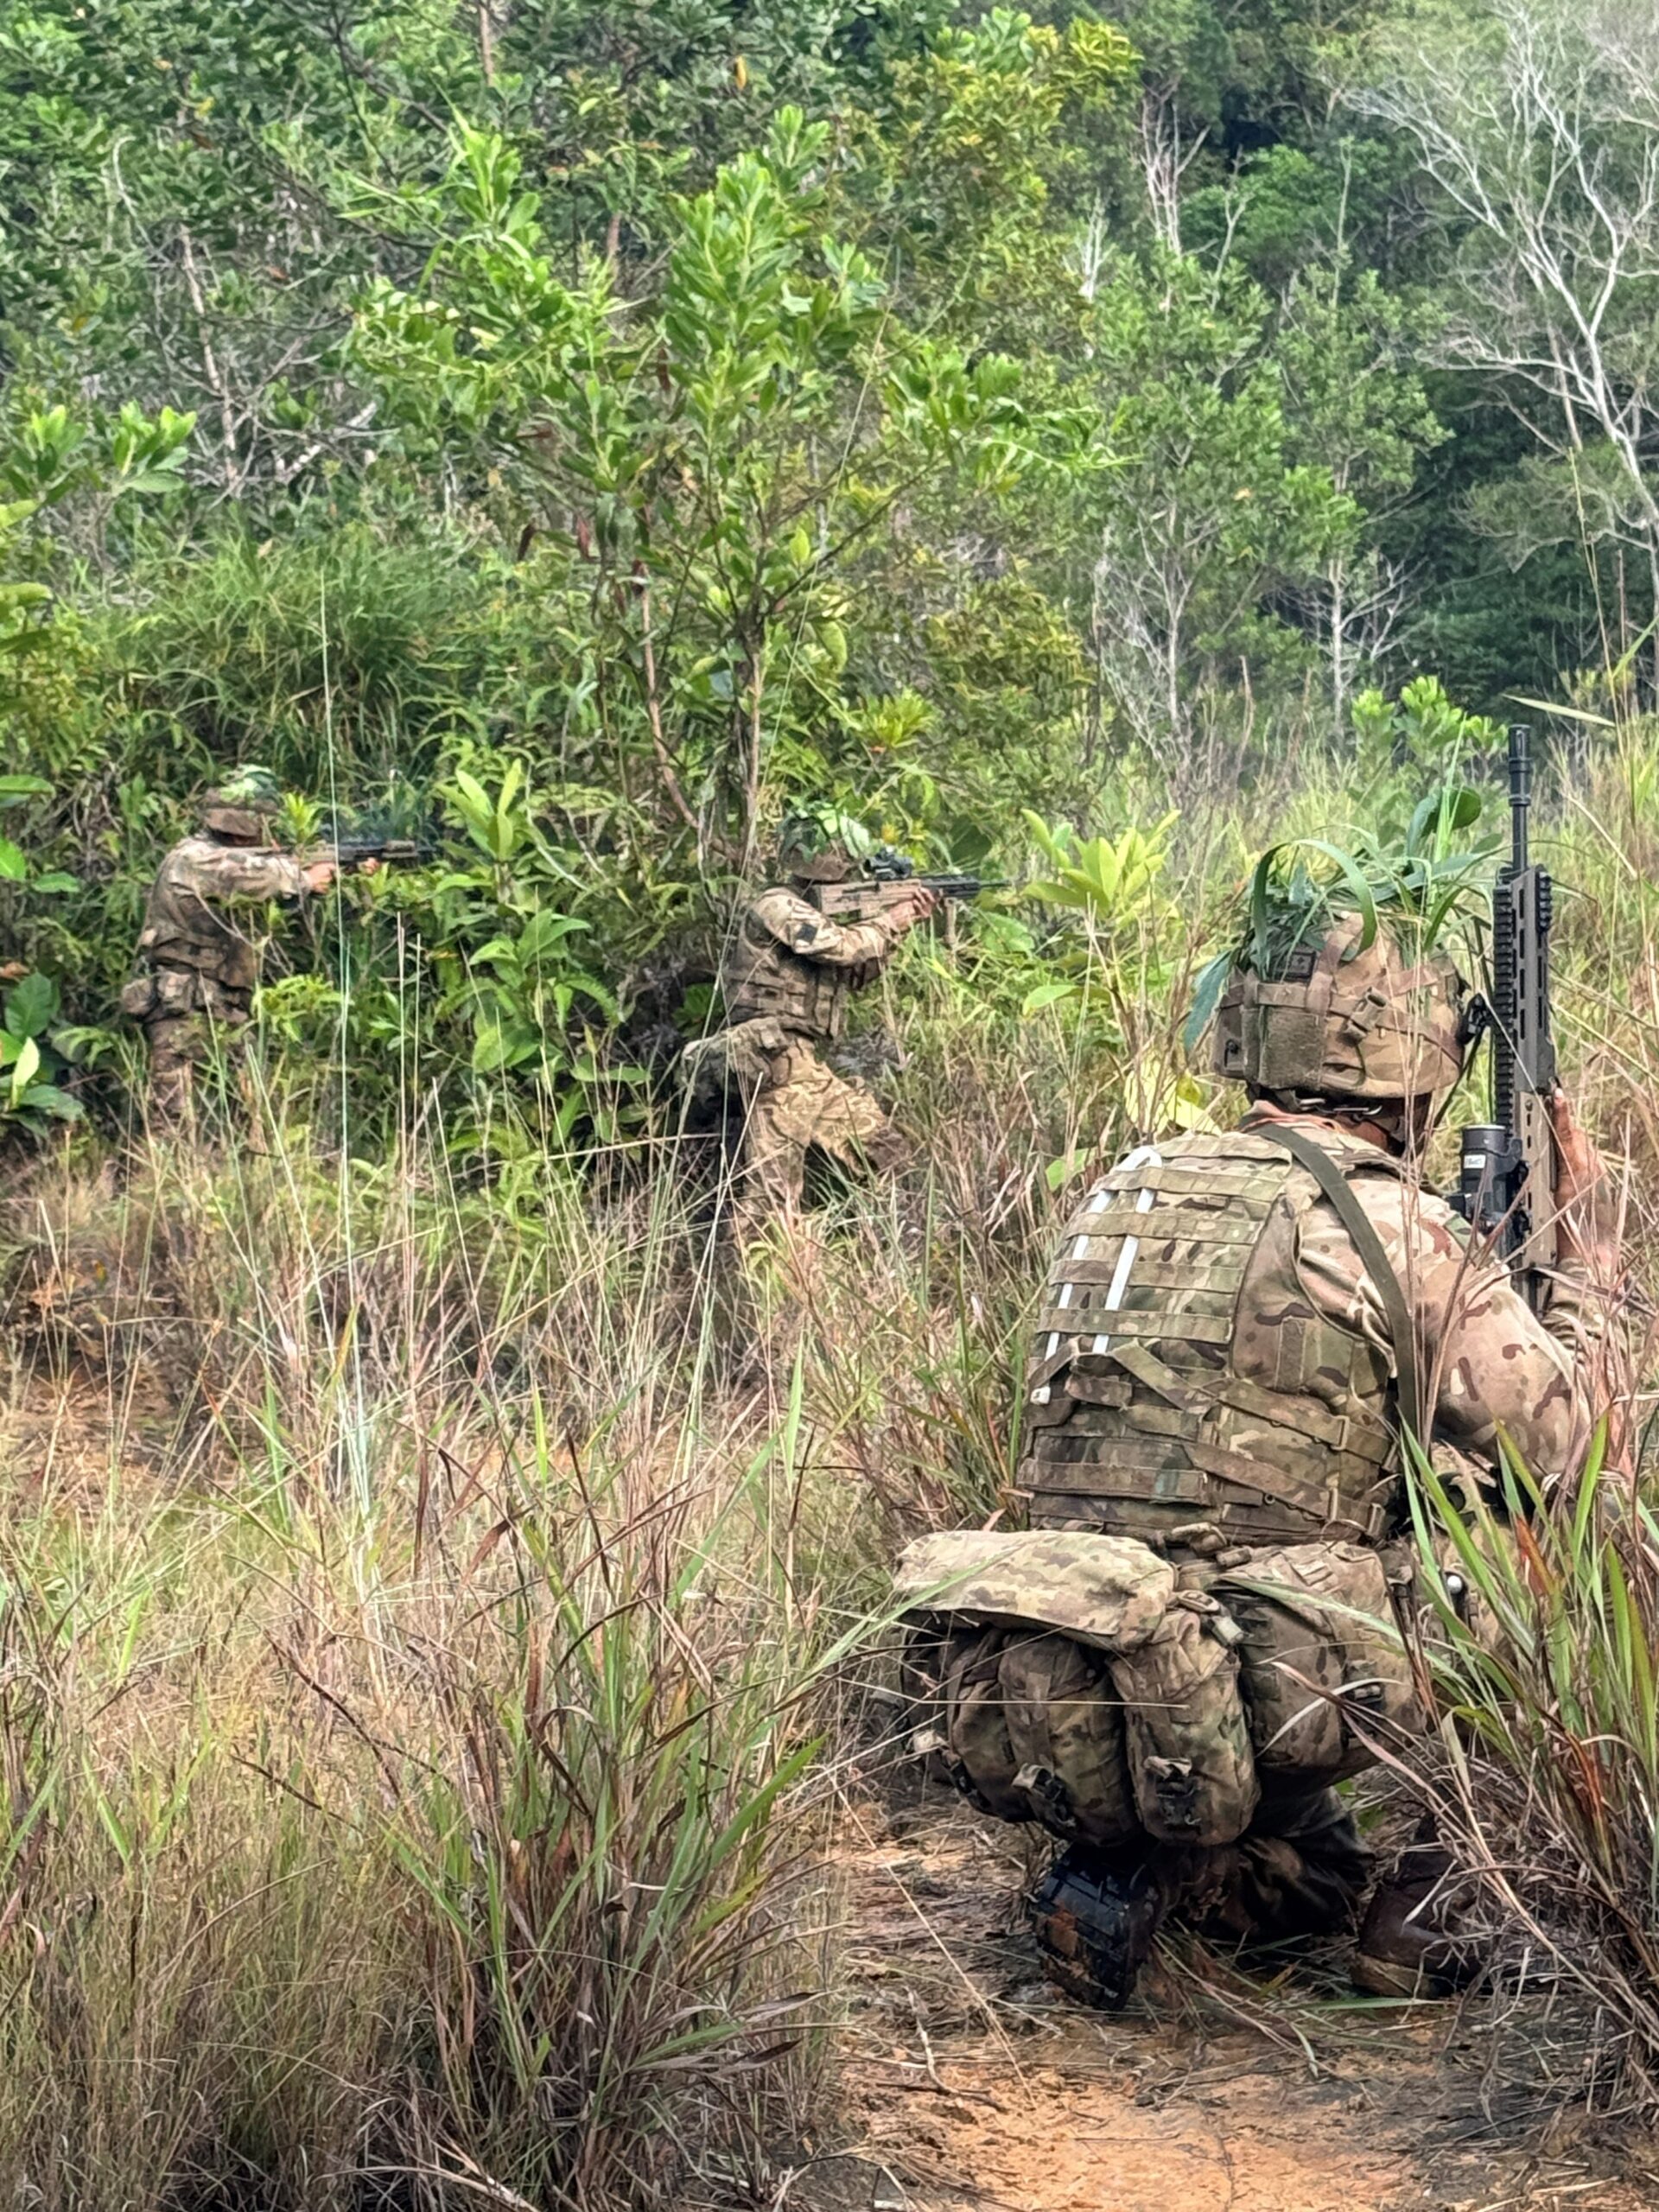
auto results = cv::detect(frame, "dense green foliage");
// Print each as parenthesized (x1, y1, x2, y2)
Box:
(2, 0, 1655, 1145)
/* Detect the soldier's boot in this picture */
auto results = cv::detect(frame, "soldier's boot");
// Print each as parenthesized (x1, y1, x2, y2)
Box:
(1027, 1846, 1165, 2011)
(1352, 1834, 1483, 1999)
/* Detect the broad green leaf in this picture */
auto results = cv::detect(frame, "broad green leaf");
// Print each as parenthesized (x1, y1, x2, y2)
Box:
(8, 1033, 41, 1104)
(1182, 951, 1232, 1056)
(1020, 979, 1077, 1016)
(1045, 1148, 1088, 1191)
(16, 1083, 81, 1122)
(5, 971, 60, 1039)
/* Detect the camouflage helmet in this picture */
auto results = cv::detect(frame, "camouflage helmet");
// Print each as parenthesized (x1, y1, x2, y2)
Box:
(1212, 912, 1469, 1105)
(777, 806, 865, 885)
(200, 765, 281, 841)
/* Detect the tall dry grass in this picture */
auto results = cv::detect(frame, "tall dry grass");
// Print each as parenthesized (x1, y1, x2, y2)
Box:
(7, 726, 1659, 2199)
(0, 986, 1103, 2210)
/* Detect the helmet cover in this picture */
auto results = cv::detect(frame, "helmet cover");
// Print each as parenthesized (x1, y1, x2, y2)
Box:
(201, 764, 281, 839)
(1212, 912, 1468, 1105)
(777, 805, 867, 885)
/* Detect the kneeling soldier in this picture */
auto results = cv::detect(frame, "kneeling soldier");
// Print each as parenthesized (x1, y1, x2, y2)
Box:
(685, 815, 937, 1245)
(905, 896, 1627, 2005)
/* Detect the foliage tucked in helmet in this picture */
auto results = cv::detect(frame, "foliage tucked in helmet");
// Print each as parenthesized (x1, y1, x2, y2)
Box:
(1201, 826, 1488, 1106)
(201, 765, 282, 839)
(776, 804, 873, 884)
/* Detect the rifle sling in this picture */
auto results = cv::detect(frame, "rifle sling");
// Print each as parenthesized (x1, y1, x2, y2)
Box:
(1250, 1123, 1424, 1451)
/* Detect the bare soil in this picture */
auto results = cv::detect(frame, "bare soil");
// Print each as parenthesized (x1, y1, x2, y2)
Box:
(801, 1789, 1659, 2212)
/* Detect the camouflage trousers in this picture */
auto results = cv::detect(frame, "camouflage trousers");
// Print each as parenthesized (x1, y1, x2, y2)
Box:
(733, 1039, 904, 1244)
(1192, 1782, 1371, 1939)
(143, 1007, 251, 1127)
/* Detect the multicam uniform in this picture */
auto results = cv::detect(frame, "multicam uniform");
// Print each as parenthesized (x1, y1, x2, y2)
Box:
(695, 885, 911, 1239)
(1026, 1111, 1607, 1543)
(1012, 1107, 1617, 1931)
(900, 912, 1629, 1999)
(122, 836, 308, 1119)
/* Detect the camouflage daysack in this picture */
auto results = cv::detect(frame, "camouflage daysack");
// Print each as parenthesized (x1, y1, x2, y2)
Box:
(898, 1528, 1424, 1851)
(899, 1529, 1259, 1851)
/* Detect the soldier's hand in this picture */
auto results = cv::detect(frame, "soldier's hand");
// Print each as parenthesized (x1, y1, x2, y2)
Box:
(1549, 1086, 1604, 1214)
(359, 856, 380, 877)
(303, 858, 339, 894)
(891, 887, 941, 933)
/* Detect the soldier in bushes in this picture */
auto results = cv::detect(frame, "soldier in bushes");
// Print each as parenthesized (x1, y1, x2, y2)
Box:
(683, 813, 937, 1246)
(904, 905, 1627, 2006)
(122, 767, 369, 1125)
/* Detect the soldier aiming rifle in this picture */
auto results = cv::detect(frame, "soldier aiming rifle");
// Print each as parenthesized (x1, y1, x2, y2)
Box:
(683, 815, 998, 1245)
(123, 772, 427, 1126)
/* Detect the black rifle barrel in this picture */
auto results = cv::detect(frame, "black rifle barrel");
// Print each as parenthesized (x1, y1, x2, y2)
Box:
(1491, 726, 1529, 1135)
(1509, 721, 1531, 871)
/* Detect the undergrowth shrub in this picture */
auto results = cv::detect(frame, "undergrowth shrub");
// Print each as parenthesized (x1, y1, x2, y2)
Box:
(1404, 1441, 1659, 2118)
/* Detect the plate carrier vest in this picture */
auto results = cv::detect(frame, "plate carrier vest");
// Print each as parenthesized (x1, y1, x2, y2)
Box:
(721, 891, 860, 1042)
(1021, 1128, 1407, 1549)
(136, 839, 266, 996)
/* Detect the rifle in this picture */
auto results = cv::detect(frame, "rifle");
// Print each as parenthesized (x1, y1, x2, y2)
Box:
(315, 816, 437, 871)
(814, 850, 1007, 921)
(1452, 723, 1558, 1307)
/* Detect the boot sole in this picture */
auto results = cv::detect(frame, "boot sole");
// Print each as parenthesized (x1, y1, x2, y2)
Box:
(1351, 1951, 1459, 2000)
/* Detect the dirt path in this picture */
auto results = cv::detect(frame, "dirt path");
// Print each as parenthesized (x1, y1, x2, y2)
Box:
(807, 1793, 1659, 2212)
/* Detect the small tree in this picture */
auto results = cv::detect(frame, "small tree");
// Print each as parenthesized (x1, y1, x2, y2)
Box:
(353, 108, 1090, 867)
(1083, 248, 1356, 784)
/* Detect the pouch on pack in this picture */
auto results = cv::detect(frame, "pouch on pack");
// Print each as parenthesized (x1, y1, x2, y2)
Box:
(1215, 1541, 1423, 1783)
(997, 1629, 1139, 1849)
(934, 1624, 1032, 1822)
(1106, 1592, 1259, 1847)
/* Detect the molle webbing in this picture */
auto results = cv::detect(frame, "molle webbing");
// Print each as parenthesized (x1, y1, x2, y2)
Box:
(1023, 1133, 1401, 1544)
(721, 903, 852, 1040)
(1028, 1154, 1285, 1380)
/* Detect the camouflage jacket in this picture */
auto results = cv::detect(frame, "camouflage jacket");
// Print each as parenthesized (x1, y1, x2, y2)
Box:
(721, 885, 903, 1043)
(1022, 1111, 1625, 1550)
(133, 836, 309, 998)
(1269, 1108, 1620, 1479)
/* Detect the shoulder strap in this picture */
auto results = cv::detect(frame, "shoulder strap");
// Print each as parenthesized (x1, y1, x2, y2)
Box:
(1249, 1122, 1423, 1449)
